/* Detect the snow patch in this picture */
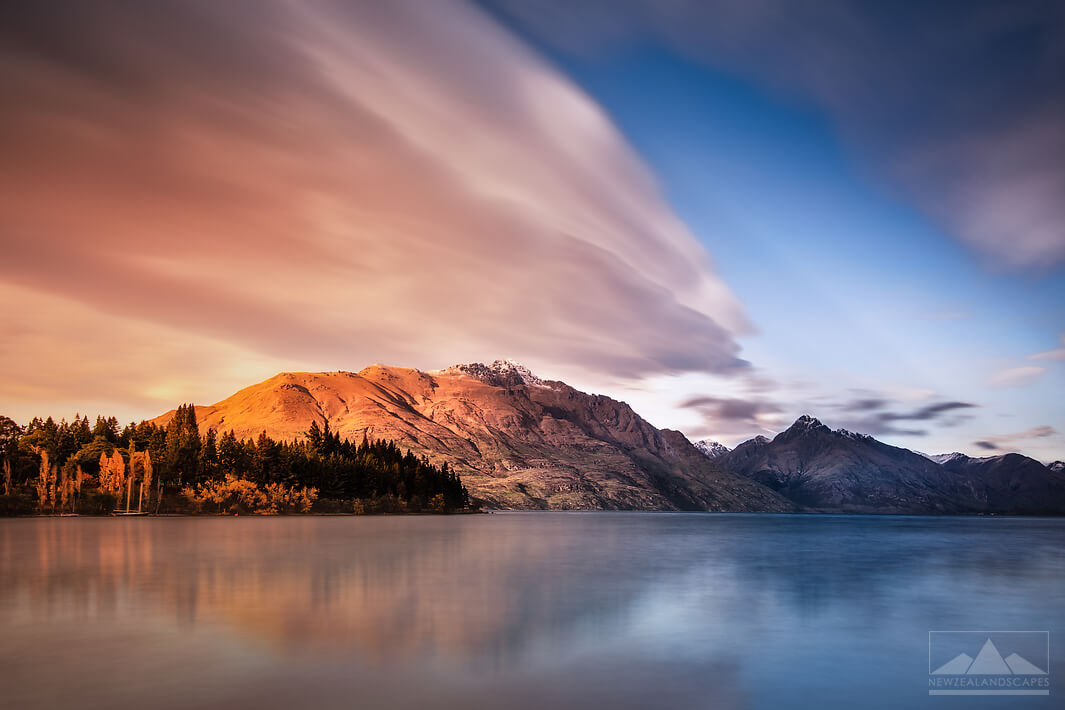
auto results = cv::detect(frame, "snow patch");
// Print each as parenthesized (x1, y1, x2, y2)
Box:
(694, 440, 730, 458)
(835, 428, 873, 443)
(441, 359, 549, 388)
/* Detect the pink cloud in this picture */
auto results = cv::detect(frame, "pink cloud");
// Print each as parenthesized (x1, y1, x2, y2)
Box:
(988, 366, 1046, 388)
(0, 0, 749, 420)
(1029, 334, 1065, 361)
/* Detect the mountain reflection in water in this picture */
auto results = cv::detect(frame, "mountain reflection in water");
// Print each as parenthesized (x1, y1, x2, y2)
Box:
(1, 513, 1063, 709)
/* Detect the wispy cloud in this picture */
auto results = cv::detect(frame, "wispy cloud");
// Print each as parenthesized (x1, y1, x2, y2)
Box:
(679, 386, 977, 441)
(488, 0, 1065, 268)
(989, 366, 1047, 388)
(1029, 333, 1065, 361)
(679, 395, 781, 424)
(974, 425, 1058, 452)
(878, 401, 977, 422)
(677, 391, 785, 441)
(0, 0, 749, 420)
(829, 393, 978, 437)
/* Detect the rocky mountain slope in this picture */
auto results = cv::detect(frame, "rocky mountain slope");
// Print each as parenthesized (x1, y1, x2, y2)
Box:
(155, 361, 793, 512)
(719, 416, 1065, 514)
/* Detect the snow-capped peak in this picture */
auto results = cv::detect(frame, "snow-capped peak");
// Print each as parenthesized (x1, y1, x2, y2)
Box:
(835, 428, 872, 442)
(923, 452, 972, 465)
(443, 360, 546, 387)
(694, 440, 731, 458)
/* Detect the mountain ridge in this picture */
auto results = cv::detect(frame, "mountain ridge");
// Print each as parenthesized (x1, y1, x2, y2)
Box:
(717, 415, 1065, 514)
(154, 368, 1064, 514)
(154, 363, 794, 512)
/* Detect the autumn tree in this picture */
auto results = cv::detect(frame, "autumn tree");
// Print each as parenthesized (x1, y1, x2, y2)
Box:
(35, 450, 57, 512)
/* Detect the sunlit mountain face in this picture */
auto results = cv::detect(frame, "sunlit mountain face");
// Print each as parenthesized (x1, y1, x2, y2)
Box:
(0, 0, 1062, 460)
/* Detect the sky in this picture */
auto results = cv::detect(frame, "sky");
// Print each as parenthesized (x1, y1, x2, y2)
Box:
(1, 0, 1063, 461)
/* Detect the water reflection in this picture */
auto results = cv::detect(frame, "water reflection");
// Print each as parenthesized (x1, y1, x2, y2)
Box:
(1, 513, 1063, 709)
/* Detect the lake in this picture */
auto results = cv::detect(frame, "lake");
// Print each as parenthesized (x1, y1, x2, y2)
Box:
(1, 513, 1062, 709)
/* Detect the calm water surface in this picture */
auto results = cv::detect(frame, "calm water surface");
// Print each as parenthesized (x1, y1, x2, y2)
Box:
(1, 513, 1062, 709)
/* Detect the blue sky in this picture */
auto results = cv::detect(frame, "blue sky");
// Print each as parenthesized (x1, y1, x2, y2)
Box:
(483, 3, 1065, 460)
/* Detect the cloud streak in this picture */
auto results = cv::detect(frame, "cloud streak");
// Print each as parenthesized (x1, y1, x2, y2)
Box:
(488, 0, 1065, 268)
(831, 395, 978, 437)
(1029, 334, 1065, 361)
(974, 425, 1057, 452)
(989, 366, 1046, 388)
(0, 0, 749, 420)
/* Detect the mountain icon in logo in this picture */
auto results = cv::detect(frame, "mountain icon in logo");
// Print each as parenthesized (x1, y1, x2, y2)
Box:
(932, 638, 1047, 675)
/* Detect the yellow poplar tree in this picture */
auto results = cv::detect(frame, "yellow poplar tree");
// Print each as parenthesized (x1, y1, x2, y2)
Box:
(140, 451, 153, 513)
(58, 466, 69, 512)
(36, 451, 51, 510)
(98, 451, 110, 491)
(47, 464, 57, 513)
(112, 450, 126, 501)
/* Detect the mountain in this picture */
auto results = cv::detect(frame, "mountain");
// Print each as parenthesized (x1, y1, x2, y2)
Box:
(923, 452, 972, 465)
(1049, 461, 1065, 473)
(934, 452, 1065, 512)
(154, 361, 793, 512)
(694, 440, 731, 458)
(718, 415, 1065, 514)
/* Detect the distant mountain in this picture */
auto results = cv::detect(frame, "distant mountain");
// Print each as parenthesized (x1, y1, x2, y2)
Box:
(718, 415, 1065, 514)
(922, 451, 973, 465)
(1049, 461, 1065, 473)
(155, 362, 793, 512)
(694, 440, 731, 458)
(935, 452, 1065, 512)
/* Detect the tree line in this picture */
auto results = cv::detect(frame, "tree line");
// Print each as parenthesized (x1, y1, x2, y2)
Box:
(0, 406, 471, 515)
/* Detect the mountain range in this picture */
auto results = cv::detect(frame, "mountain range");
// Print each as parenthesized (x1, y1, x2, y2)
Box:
(156, 362, 1065, 514)
(717, 415, 1065, 514)
(155, 361, 793, 512)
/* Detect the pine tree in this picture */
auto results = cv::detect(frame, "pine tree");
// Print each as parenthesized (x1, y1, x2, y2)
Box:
(198, 428, 218, 483)
(164, 404, 201, 487)
(306, 420, 322, 450)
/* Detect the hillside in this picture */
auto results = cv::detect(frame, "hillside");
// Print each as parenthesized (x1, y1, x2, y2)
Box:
(155, 361, 793, 512)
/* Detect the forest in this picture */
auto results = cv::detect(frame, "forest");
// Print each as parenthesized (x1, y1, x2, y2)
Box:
(0, 406, 472, 516)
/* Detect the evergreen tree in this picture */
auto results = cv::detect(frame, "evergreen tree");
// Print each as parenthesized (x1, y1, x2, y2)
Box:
(93, 415, 120, 442)
(164, 404, 201, 486)
(198, 428, 219, 483)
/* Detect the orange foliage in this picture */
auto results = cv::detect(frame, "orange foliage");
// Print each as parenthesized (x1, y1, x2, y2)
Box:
(183, 475, 317, 515)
